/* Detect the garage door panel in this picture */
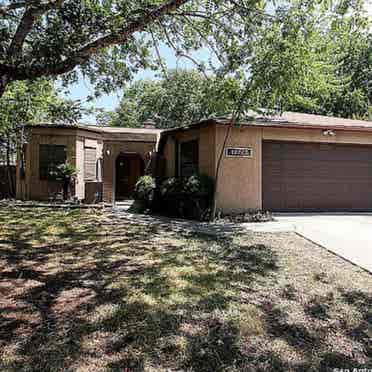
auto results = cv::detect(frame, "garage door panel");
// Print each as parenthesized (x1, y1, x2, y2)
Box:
(262, 141, 372, 211)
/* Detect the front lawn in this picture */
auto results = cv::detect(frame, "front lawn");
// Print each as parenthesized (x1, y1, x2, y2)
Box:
(0, 206, 370, 371)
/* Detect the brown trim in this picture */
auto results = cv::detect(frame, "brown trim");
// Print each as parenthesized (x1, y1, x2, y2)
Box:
(103, 140, 157, 144)
(27, 116, 372, 137)
(26, 126, 160, 143)
(251, 122, 372, 133)
(160, 119, 372, 146)
(212, 120, 372, 133)
(25, 124, 102, 134)
(161, 119, 215, 135)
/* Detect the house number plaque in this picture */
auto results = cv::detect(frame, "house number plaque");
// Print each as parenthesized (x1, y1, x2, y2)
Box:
(225, 147, 253, 158)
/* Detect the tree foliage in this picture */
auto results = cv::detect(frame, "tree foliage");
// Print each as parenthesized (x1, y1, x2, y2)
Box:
(0, 78, 84, 137)
(1, 0, 370, 120)
(0, 0, 270, 97)
(99, 70, 241, 128)
(283, 4, 372, 119)
(2, 79, 81, 120)
(0, 78, 86, 196)
(244, 0, 371, 119)
(100, 0, 371, 127)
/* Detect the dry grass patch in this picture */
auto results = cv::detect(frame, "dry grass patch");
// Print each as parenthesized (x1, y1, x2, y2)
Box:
(0, 206, 370, 371)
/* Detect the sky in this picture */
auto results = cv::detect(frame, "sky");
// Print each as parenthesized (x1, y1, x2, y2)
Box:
(64, 1, 372, 124)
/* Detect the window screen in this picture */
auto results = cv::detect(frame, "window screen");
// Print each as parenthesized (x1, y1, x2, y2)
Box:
(179, 140, 199, 177)
(39, 144, 66, 180)
(84, 147, 96, 181)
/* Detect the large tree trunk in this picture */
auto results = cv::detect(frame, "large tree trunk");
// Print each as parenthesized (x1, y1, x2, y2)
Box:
(6, 135, 15, 198)
(0, 74, 9, 98)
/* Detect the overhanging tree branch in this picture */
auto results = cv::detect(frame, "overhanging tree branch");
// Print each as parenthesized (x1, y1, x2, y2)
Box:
(0, 0, 60, 16)
(1, 0, 191, 82)
(159, 21, 210, 79)
(7, 1, 64, 60)
(150, 26, 169, 79)
(0, 1, 30, 15)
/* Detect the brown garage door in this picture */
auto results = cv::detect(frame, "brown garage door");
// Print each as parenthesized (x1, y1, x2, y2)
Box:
(262, 141, 372, 211)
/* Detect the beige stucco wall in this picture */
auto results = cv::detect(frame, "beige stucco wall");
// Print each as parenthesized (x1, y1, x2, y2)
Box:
(161, 124, 260, 214)
(215, 125, 262, 213)
(18, 127, 104, 201)
(102, 141, 156, 203)
(17, 127, 156, 204)
(162, 125, 216, 179)
(23, 131, 77, 200)
(163, 136, 176, 177)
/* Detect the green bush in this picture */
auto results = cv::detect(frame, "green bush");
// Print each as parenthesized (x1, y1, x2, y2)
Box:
(49, 163, 78, 200)
(160, 174, 214, 197)
(160, 177, 183, 197)
(134, 175, 156, 208)
(183, 174, 214, 195)
(158, 174, 214, 221)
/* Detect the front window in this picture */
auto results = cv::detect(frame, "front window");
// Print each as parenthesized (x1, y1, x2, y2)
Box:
(84, 147, 97, 181)
(39, 144, 66, 180)
(179, 140, 199, 177)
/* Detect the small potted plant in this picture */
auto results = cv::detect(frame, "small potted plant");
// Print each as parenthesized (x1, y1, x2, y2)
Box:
(51, 163, 78, 201)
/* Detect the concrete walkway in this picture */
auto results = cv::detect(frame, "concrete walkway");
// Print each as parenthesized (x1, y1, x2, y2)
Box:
(242, 214, 372, 273)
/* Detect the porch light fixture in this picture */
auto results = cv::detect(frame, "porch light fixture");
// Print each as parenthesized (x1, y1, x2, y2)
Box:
(106, 149, 111, 156)
(323, 129, 336, 137)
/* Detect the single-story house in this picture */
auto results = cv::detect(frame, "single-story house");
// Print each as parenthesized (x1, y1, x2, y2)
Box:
(16, 112, 372, 213)
(16, 123, 161, 204)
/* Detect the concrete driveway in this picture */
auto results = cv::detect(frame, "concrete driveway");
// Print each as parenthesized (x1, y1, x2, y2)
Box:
(242, 213, 372, 273)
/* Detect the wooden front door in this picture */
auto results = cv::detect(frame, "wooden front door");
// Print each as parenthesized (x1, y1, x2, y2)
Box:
(115, 154, 142, 200)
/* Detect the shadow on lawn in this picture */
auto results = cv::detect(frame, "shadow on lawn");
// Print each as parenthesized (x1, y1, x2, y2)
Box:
(0, 207, 371, 371)
(0, 211, 275, 371)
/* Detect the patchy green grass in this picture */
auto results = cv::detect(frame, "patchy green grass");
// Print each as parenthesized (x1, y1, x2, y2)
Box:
(0, 206, 371, 372)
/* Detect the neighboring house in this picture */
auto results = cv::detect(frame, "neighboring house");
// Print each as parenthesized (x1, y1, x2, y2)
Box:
(17, 112, 372, 213)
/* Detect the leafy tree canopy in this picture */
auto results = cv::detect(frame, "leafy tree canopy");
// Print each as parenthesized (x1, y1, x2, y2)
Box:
(0, 79, 85, 136)
(99, 1, 371, 129)
(1, 0, 368, 102)
(0, 78, 87, 165)
(0, 0, 269, 97)
(0, 78, 86, 195)
(285, 6, 372, 119)
(98, 69, 242, 128)
(245, 0, 371, 119)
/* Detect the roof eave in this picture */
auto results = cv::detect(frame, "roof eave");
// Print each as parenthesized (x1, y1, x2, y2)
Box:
(24, 124, 103, 134)
(247, 122, 372, 132)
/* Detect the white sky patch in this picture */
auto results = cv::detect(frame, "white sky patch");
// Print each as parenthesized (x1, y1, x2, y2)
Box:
(366, 0, 372, 18)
